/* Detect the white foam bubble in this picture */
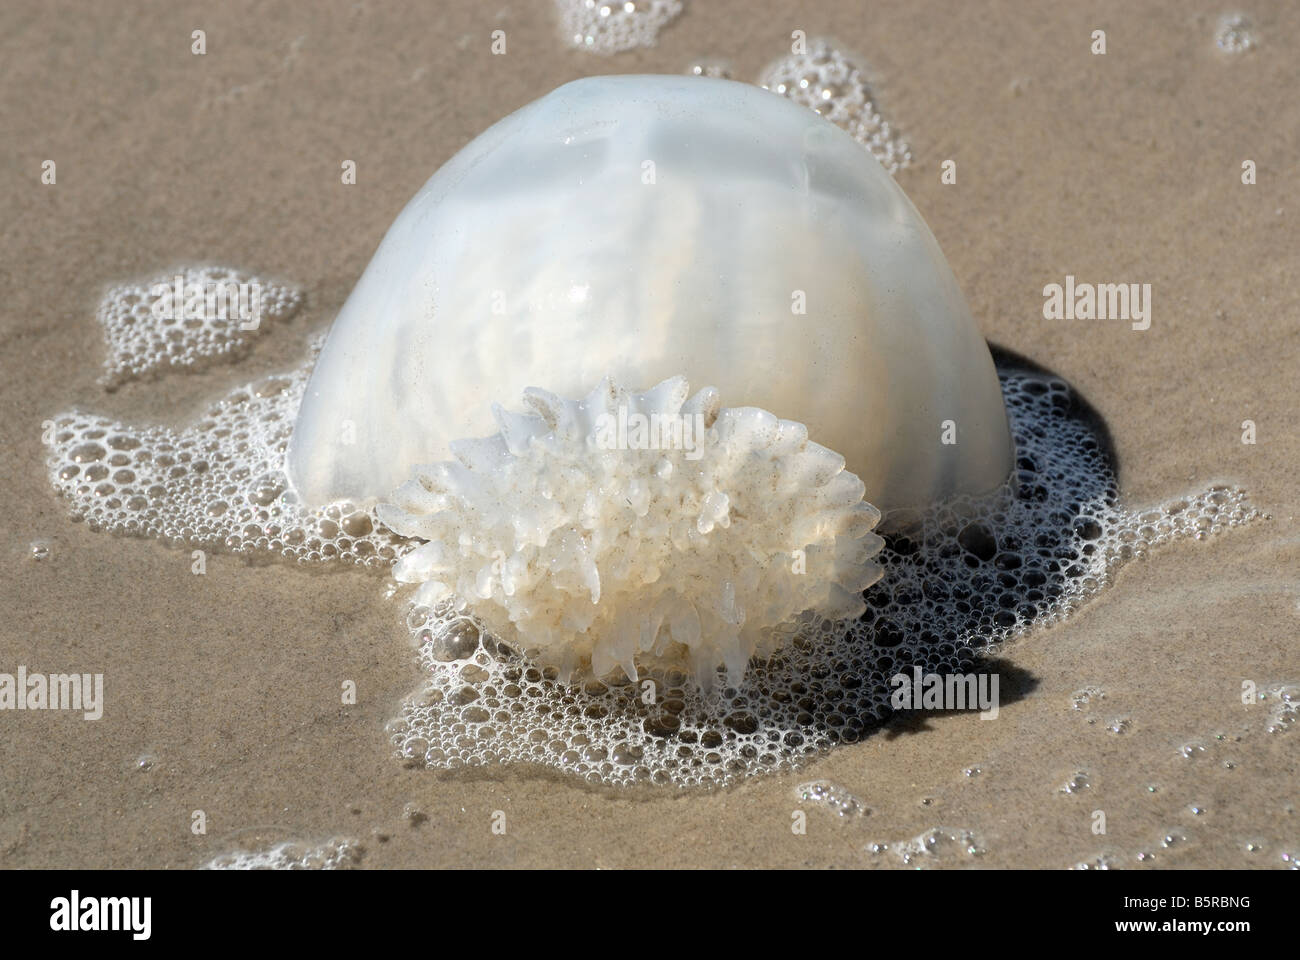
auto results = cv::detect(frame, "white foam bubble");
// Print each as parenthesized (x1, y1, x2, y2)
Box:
(556, 0, 682, 55)
(685, 59, 732, 80)
(1070, 685, 1106, 710)
(757, 39, 912, 175)
(201, 836, 362, 870)
(96, 265, 302, 388)
(1261, 682, 1298, 735)
(869, 826, 987, 866)
(1214, 12, 1257, 54)
(796, 780, 869, 818)
(1058, 770, 1091, 795)
(47, 336, 402, 566)
(1070, 854, 1115, 870)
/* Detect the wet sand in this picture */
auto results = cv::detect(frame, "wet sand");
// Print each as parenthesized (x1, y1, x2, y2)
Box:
(1, 0, 1297, 868)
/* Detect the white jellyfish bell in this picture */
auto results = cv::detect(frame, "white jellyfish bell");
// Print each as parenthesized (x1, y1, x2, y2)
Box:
(287, 75, 1014, 686)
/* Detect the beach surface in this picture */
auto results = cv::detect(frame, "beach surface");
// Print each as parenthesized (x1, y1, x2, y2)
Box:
(1, 0, 1297, 868)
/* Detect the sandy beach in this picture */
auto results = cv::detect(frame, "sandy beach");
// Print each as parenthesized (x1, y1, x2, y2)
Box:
(2, 0, 1297, 869)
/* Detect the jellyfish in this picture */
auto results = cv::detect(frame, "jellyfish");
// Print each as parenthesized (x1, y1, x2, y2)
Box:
(288, 75, 1016, 684)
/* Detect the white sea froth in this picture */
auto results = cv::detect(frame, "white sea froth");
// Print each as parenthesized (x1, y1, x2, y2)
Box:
(45, 339, 1260, 788)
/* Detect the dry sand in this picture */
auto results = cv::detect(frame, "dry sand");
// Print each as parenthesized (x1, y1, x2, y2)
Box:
(1, 0, 1297, 868)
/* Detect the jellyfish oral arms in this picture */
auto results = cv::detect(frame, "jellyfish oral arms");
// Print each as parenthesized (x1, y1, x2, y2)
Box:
(285, 74, 1014, 682)
(376, 377, 885, 688)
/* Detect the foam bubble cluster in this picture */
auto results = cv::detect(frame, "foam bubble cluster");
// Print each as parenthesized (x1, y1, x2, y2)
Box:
(96, 265, 302, 388)
(1215, 13, 1257, 54)
(797, 780, 869, 818)
(45, 357, 1260, 788)
(556, 0, 682, 55)
(869, 826, 987, 866)
(1262, 682, 1298, 735)
(686, 59, 732, 80)
(202, 837, 361, 870)
(757, 39, 912, 174)
(47, 339, 403, 566)
(379, 376, 884, 688)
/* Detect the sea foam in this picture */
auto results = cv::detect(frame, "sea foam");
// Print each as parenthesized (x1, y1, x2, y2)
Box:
(45, 299, 1260, 787)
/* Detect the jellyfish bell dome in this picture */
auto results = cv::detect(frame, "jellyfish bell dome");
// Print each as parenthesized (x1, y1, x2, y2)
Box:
(286, 74, 1013, 522)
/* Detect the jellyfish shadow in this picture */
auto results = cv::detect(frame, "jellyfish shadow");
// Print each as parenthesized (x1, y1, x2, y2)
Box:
(616, 346, 1124, 772)
(988, 341, 1120, 476)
